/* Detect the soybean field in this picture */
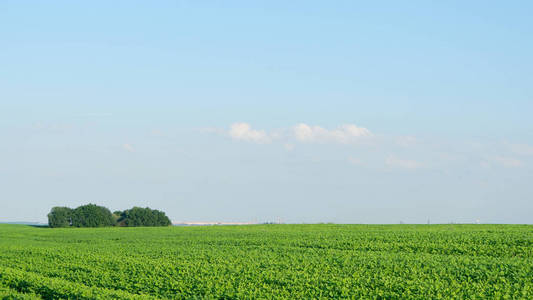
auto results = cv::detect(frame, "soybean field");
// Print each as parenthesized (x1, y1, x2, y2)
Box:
(0, 224, 532, 299)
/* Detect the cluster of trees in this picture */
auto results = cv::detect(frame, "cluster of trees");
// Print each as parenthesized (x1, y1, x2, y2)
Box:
(47, 204, 171, 228)
(113, 207, 171, 227)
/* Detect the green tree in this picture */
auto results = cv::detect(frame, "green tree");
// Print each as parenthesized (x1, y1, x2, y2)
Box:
(47, 207, 73, 228)
(118, 207, 171, 227)
(71, 204, 116, 227)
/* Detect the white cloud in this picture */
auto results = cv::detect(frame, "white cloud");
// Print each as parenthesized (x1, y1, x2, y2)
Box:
(396, 136, 417, 147)
(32, 122, 73, 133)
(293, 123, 371, 143)
(209, 124, 529, 171)
(486, 156, 523, 168)
(284, 143, 295, 151)
(348, 156, 362, 165)
(386, 156, 421, 169)
(509, 143, 533, 156)
(200, 127, 226, 135)
(216, 122, 372, 145)
(150, 129, 163, 137)
(228, 123, 271, 143)
(123, 143, 135, 152)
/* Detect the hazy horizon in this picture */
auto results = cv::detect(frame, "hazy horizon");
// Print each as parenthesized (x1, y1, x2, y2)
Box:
(1, 1, 532, 224)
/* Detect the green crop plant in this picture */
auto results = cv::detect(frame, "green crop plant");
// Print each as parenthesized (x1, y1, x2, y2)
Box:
(0, 224, 531, 299)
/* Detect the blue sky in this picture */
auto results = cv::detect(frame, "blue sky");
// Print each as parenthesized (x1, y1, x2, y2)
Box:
(1, 1, 532, 223)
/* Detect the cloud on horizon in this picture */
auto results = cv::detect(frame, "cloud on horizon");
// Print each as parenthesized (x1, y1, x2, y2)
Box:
(203, 122, 530, 172)
(223, 122, 372, 145)
(484, 156, 523, 168)
(386, 156, 422, 169)
(228, 123, 271, 143)
(123, 143, 135, 152)
(293, 123, 372, 143)
(508, 143, 533, 156)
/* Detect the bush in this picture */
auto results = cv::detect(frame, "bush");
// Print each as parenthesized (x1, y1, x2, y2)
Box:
(117, 207, 171, 227)
(71, 204, 116, 227)
(47, 207, 73, 228)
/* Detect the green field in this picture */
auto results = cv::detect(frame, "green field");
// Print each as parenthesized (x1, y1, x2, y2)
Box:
(0, 224, 532, 299)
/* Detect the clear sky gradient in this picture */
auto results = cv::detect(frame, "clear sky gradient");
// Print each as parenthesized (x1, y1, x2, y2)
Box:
(1, 1, 532, 223)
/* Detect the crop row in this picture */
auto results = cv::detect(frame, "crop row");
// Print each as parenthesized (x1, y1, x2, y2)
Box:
(0, 224, 531, 299)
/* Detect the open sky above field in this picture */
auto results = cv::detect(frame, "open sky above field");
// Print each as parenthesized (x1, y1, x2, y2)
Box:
(1, 1, 532, 224)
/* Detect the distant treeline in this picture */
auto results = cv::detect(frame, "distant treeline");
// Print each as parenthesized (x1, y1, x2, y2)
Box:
(47, 204, 171, 228)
